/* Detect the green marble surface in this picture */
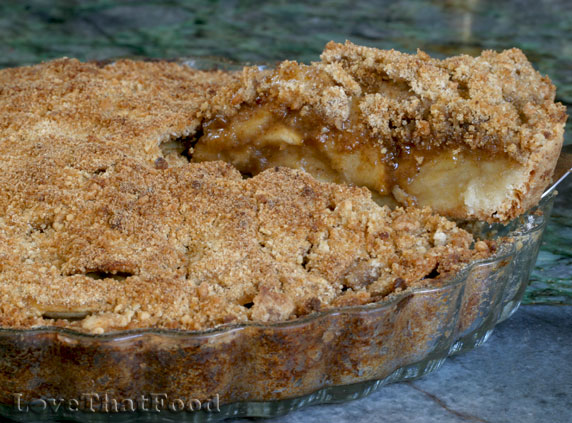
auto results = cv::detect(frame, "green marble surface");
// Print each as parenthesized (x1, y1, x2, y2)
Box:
(0, 0, 570, 304)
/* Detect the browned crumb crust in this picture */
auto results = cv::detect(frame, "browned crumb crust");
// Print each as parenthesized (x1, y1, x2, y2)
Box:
(0, 53, 494, 332)
(0, 58, 239, 164)
(4, 47, 557, 333)
(0, 154, 492, 332)
(212, 41, 567, 221)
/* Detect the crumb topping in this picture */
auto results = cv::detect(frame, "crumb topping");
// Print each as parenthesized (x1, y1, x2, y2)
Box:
(2, 42, 562, 332)
(0, 159, 491, 332)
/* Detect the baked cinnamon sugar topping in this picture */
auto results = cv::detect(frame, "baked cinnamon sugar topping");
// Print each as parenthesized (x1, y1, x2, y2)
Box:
(0, 41, 564, 333)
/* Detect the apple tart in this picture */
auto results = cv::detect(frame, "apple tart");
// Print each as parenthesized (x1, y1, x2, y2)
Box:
(0, 42, 565, 334)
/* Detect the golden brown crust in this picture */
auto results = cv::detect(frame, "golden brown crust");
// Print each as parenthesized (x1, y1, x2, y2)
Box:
(0, 58, 239, 163)
(0, 44, 559, 333)
(0, 147, 488, 332)
(0, 77, 488, 333)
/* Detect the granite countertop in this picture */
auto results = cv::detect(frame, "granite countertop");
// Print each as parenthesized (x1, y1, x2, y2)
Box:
(1, 1, 570, 422)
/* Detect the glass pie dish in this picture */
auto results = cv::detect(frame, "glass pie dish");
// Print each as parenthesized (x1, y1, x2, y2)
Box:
(0, 190, 556, 422)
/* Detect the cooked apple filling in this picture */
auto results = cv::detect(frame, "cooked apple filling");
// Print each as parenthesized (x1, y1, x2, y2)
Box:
(194, 103, 393, 193)
(193, 102, 524, 218)
(394, 149, 524, 218)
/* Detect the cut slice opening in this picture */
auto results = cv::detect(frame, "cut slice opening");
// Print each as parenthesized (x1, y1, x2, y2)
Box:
(189, 99, 523, 220)
(192, 102, 398, 206)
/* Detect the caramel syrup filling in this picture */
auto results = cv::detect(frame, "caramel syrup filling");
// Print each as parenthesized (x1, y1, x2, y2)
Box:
(193, 101, 522, 218)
